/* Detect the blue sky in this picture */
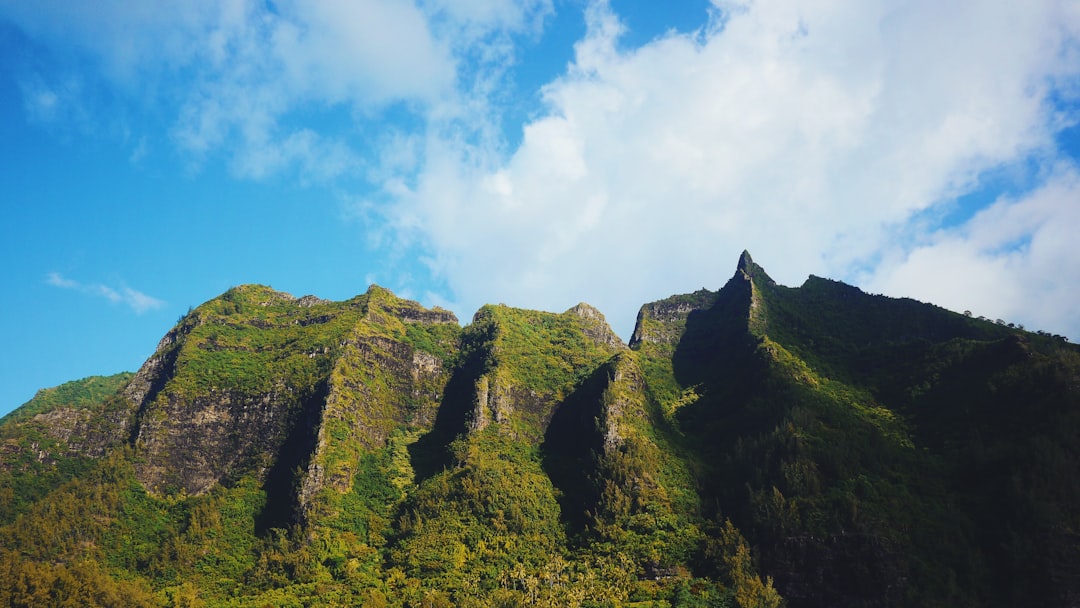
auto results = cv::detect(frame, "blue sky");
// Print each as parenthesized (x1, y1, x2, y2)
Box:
(2, 0, 1079, 416)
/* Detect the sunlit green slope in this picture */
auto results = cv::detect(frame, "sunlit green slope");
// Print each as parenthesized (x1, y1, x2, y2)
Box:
(2, 253, 1076, 607)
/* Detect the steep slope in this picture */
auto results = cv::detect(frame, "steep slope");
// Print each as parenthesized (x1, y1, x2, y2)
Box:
(0, 284, 465, 606)
(630, 251, 1080, 608)
(2, 286, 764, 607)
(543, 350, 703, 572)
(381, 302, 779, 606)
(0, 373, 134, 522)
(2, 255, 1076, 607)
(386, 303, 626, 599)
(124, 284, 459, 524)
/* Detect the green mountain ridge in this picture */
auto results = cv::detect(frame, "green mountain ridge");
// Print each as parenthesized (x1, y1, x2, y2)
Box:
(2, 253, 1078, 607)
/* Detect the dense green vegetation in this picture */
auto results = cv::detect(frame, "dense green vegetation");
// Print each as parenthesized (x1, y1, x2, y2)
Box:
(0, 373, 134, 524)
(1, 257, 1077, 607)
(1, 373, 134, 424)
(657, 257, 1080, 607)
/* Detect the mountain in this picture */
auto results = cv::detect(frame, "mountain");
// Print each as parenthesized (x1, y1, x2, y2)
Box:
(2, 254, 1078, 607)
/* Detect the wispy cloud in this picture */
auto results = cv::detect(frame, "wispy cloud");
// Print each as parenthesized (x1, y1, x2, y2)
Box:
(1, 0, 551, 182)
(46, 273, 165, 314)
(44, 272, 79, 289)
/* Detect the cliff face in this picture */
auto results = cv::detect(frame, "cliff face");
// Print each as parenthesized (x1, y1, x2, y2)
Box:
(0, 373, 135, 480)
(460, 303, 625, 440)
(1, 254, 1078, 608)
(119, 284, 463, 518)
(299, 289, 459, 514)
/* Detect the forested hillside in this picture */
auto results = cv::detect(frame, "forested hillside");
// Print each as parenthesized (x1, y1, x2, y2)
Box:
(1, 253, 1077, 607)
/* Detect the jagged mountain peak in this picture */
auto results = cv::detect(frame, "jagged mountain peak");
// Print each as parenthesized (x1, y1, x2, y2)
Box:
(362, 284, 459, 325)
(737, 249, 754, 271)
(3, 254, 1079, 607)
(566, 302, 626, 350)
(566, 301, 603, 320)
(117, 282, 464, 497)
(629, 250, 769, 349)
(364, 283, 393, 297)
(734, 248, 775, 285)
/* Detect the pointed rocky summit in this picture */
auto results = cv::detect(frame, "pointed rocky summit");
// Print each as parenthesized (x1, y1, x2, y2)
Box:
(737, 249, 754, 272)
(734, 249, 775, 285)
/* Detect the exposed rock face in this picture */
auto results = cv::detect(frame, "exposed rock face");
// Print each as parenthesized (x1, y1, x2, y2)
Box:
(0, 373, 138, 474)
(597, 353, 648, 453)
(393, 305, 458, 326)
(461, 304, 624, 442)
(133, 388, 306, 495)
(300, 326, 455, 506)
(737, 249, 755, 272)
(28, 406, 131, 459)
(567, 303, 627, 351)
(469, 374, 514, 433)
(123, 319, 194, 411)
(628, 289, 717, 348)
(0, 405, 130, 469)
(296, 295, 327, 307)
(128, 326, 325, 494)
(127, 284, 461, 499)
(468, 371, 567, 439)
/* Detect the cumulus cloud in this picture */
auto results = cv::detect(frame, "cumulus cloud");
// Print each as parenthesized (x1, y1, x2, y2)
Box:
(382, 0, 1080, 338)
(865, 165, 1080, 337)
(6, 0, 1080, 341)
(46, 273, 165, 314)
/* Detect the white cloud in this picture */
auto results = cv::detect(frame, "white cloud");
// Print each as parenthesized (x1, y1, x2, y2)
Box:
(424, 0, 552, 34)
(2, 0, 560, 183)
(22, 83, 59, 122)
(165, 0, 455, 180)
(129, 136, 149, 164)
(0, 0, 225, 82)
(116, 287, 167, 315)
(1, 0, 547, 182)
(17, 72, 94, 134)
(46, 273, 165, 314)
(270, 0, 454, 105)
(7, 0, 1080, 342)
(229, 128, 360, 183)
(45, 272, 78, 289)
(865, 166, 1080, 338)
(382, 0, 1080, 339)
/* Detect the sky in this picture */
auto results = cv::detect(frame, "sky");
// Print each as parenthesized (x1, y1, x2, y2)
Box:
(2, 0, 1080, 417)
